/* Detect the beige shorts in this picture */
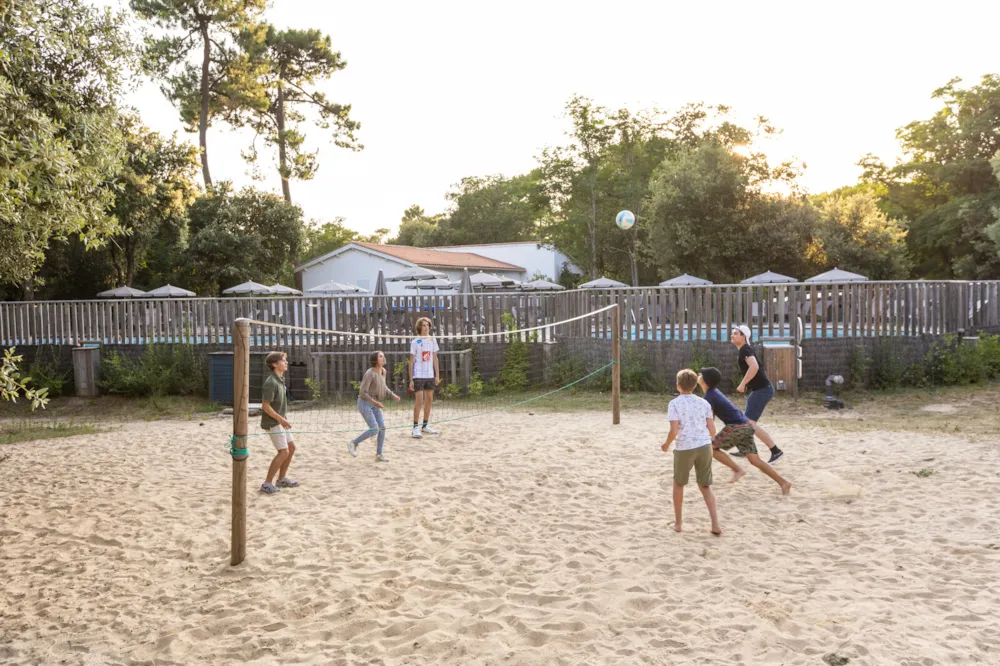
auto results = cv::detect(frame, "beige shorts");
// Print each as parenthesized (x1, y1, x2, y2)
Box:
(267, 425, 293, 450)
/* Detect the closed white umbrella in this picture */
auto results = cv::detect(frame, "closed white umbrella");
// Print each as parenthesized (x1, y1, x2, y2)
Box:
(373, 270, 388, 295)
(578, 276, 628, 289)
(741, 271, 796, 284)
(97, 286, 147, 298)
(146, 284, 196, 298)
(222, 280, 274, 295)
(268, 283, 303, 295)
(659, 274, 713, 286)
(805, 267, 868, 282)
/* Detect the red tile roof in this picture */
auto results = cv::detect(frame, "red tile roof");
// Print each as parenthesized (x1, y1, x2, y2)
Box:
(354, 242, 523, 271)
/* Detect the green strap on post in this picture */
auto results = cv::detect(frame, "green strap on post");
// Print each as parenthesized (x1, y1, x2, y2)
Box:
(230, 435, 249, 458)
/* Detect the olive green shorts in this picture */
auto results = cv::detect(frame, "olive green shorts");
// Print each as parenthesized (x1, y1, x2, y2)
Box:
(673, 445, 713, 487)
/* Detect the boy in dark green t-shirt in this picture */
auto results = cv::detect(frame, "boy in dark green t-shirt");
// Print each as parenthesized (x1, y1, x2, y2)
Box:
(260, 351, 299, 494)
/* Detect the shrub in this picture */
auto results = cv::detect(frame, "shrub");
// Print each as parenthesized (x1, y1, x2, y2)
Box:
(498, 312, 533, 391)
(621, 343, 655, 392)
(846, 345, 867, 390)
(100, 345, 206, 397)
(28, 346, 68, 397)
(868, 339, 905, 389)
(549, 354, 587, 388)
(926, 335, 985, 386)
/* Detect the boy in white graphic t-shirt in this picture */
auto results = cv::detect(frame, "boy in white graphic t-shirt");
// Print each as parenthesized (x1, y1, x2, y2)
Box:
(408, 316, 439, 438)
(661, 368, 721, 536)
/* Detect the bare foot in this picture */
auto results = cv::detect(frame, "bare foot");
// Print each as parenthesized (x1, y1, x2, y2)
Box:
(711, 526, 722, 536)
(729, 468, 746, 484)
(673, 522, 682, 532)
(781, 481, 792, 496)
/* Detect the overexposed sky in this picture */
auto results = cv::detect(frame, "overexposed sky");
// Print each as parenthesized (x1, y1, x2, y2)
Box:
(109, 0, 996, 236)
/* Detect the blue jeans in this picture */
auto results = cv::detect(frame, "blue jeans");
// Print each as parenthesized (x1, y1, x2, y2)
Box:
(353, 398, 386, 454)
(744, 384, 774, 422)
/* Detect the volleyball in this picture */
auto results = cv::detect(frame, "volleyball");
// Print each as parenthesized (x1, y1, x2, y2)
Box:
(615, 210, 635, 230)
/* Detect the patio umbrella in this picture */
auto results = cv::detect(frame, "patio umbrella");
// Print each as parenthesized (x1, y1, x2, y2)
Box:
(459, 268, 473, 294)
(404, 278, 454, 290)
(97, 286, 147, 298)
(466, 271, 516, 290)
(659, 273, 713, 286)
(146, 284, 196, 298)
(805, 267, 868, 283)
(741, 271, 796, 284)
(222, 280, 274, 295)
(386, 266, 447, 282)
(268, 283, 303, 295)
(374, 270, 388, 295)
(522, 279, 565, 291)
(305, 280, 370, 295)
(578, 276, 628, 290)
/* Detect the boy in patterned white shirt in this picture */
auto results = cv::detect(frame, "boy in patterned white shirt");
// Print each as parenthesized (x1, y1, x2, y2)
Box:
(661, 369, 721, 535)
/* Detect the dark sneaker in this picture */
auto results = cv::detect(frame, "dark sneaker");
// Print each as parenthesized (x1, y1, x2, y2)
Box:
(768, 449, 784, 464)
(731, 450, 746, 458)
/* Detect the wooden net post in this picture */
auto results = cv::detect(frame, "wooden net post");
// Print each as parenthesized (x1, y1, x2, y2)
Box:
(612, 303, 621, 425)
(231, 318, 250, 566)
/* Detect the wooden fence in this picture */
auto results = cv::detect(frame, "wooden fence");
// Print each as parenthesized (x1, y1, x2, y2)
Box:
(1, 281, 998, 349)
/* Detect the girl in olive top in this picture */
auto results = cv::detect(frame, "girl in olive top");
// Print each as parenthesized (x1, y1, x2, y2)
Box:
(347, 351, 401, 462)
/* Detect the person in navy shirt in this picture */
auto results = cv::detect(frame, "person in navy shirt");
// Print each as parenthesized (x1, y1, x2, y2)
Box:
(699, 367, 791, 495)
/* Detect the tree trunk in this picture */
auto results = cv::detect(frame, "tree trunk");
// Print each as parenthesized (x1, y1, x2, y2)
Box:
(275, 65, 291, 203)
(125, 243, 136, 287)
(199, 22, 213, 188)
(588, 175, 597, 279)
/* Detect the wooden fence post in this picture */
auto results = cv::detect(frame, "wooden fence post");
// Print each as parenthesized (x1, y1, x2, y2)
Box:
(231, 318, 250, 566)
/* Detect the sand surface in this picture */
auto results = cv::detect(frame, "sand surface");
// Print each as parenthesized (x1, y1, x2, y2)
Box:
(2, 410, 999, 665)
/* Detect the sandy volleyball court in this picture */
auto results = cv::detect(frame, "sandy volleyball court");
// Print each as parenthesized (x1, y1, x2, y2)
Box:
(2, 405, 999, 665)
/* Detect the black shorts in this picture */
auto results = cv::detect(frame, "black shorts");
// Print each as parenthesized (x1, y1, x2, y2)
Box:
(412, 378, 436, 392)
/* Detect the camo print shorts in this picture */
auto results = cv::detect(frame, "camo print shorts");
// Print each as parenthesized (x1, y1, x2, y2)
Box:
(712, 423, 757, 456)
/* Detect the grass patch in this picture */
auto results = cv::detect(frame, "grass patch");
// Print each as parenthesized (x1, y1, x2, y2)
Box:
(911, 468, 936, 478)
(0, 395, 223, 423)
(0, 423, 100, 445)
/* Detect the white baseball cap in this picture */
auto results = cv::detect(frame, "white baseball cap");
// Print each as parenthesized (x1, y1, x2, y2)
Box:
(733, 324, 752, 340)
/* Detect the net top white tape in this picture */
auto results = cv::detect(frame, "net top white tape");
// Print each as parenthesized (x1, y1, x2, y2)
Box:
(238, 304, 618, 342)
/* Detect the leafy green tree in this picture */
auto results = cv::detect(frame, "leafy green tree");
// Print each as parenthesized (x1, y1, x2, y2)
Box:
(181, 185, 306, 294)
(111, 120, 201, 286)
(537, 95, 617, 278)
(808, 192, 910, 279)
(439, 172, 548, 246)
(391, 205, 449, 247)
(0, 0, 133, 288)
(131, 0, 268, 187)
(234, 25, 361, 202)
(861, 75, 1000, 278)
(645, 139, 812, 283)
(1, 348, 48, 411)
(305, 217, 359, 261)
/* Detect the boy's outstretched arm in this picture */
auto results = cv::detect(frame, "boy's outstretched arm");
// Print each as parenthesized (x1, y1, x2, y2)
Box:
(662, 421, 679, 452)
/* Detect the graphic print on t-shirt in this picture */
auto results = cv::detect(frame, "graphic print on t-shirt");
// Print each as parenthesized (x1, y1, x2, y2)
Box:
(410, 337, 439, 379)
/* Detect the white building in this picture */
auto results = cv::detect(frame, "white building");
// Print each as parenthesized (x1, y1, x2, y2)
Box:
(429, 241, 576, 282)
(294, 242, 527, 296)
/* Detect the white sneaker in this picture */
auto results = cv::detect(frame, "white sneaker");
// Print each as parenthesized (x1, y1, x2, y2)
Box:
(347, 439, 357, 457)
(421, 424, 439, 435)
(375, 453, 388, 463)
(411, 426, 422, 438)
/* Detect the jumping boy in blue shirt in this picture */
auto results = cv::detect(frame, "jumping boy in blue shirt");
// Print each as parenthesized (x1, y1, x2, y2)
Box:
(699, 367, 791, 495)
